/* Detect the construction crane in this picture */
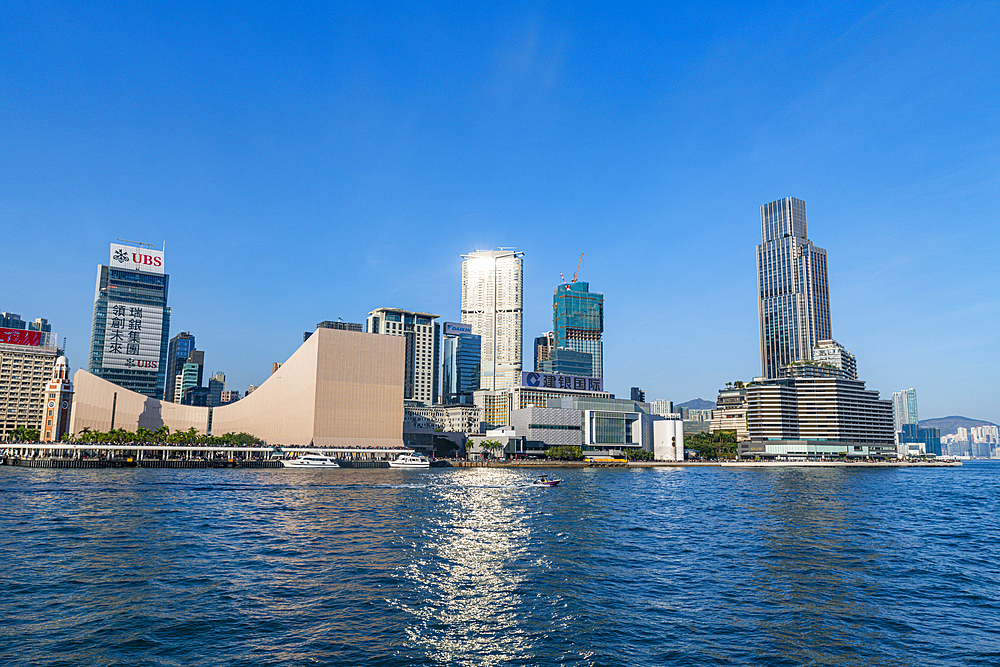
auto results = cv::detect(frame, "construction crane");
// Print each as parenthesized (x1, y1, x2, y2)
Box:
(571, 253, 583, 283)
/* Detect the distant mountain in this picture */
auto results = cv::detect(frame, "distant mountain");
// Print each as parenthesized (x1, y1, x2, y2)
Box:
(677, 398, 716, 410)
(919, 416, 997, 436)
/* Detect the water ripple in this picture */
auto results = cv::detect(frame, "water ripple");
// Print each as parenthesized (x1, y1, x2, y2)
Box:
(2, 463, 999, 666)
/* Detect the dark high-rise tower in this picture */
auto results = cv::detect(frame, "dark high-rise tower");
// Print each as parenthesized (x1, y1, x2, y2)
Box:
(756, 198, 831, 379)
(164, 331, 195, 402)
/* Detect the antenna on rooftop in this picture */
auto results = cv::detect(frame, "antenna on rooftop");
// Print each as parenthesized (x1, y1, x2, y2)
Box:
(117, 238, 157, 249)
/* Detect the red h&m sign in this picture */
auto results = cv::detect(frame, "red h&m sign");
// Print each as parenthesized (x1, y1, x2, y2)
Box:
(0, 327, 41, 346)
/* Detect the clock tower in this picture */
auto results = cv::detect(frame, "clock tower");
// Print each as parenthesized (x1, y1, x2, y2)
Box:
(42, 355, 74, 442)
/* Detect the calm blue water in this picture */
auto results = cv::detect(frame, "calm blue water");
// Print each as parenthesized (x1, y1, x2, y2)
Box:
(2, 462, 999, 666)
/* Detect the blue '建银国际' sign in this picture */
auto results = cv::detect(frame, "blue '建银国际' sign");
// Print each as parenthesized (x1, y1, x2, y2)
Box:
(521, 371, 603, 393)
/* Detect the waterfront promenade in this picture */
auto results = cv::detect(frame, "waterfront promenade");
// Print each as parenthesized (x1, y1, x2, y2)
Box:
(0, 442, 961, 469)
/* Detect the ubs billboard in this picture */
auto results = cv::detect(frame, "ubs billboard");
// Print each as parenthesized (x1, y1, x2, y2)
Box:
(110, 243, 165, 274)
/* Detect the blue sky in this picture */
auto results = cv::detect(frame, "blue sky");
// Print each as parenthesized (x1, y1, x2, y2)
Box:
(3, 0, 998, 423)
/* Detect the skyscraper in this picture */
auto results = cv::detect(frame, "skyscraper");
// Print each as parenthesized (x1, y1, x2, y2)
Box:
(553, 281, 603, 378)
(757, 197, 831, 379)
(164, 331, 195, 402)
(533, 331, 554, 371)
(366, 307, 440, 405)
(88, 243, 170, 398)
(208, 372, 225, 408)
(177, 350, 205, 403)
(892, 388, 918, 435)
(441, 322, 481, 405)
(461, 249, 523, 391)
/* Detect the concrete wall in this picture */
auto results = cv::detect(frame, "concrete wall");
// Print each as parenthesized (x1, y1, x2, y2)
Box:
(69, 369, 209, 434)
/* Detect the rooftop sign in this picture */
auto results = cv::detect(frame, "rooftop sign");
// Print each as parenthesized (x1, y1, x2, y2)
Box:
(110, 243, 164, 274)
(444, 322, 473, 336)
(0, 327, 41, 346)
(521, 371, 603, 393)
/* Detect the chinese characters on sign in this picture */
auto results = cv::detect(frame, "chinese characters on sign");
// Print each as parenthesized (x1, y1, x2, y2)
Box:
(521, 371, 603, 392)
(102, 299, 163, 370)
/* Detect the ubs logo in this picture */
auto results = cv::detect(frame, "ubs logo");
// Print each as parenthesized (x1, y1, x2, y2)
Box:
(113, 249, 162, 268)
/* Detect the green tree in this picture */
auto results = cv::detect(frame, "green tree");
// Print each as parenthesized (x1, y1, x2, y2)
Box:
(546, 446, 583, 460)
(479, 439, 503, 459)
(8, 425, 40, 442)
(685, 430, 738, 459)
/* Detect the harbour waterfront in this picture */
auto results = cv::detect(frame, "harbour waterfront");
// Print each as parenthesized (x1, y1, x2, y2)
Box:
(2, 463, 998, 666)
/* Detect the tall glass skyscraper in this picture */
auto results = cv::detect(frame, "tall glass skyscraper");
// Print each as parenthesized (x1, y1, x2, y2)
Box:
(757, 198, 831, 379)
(88, 243, 171, 398)
(553, 281, 603, 378)
(164, 331, 195, 402)
(892, 388, 919, 434)
(461, 249, 523, 391)
(442, 328, 481, 405)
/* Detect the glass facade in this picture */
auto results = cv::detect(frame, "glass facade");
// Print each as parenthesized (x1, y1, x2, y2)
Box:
(892, 388, 919, 434)
(89, 265, 170, 398)
(164, 332, 195, 402)
(537, 347, 592, 376)
(592, 414, 633, 445)
(442, 332, 481, 405)
(553, 282, 603, 378)
(757, 198, 831, 379)
(461, 250, 523, 391)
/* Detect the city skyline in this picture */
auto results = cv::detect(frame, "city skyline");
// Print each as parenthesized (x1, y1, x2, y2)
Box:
(2, 1, 998, 423)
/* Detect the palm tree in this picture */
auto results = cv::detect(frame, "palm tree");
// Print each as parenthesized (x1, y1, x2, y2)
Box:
(479, 439, 503, 459)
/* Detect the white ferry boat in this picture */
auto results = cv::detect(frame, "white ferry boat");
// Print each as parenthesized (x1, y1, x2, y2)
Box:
(387, 453, 431, 468)
(281, 453, 340, 468)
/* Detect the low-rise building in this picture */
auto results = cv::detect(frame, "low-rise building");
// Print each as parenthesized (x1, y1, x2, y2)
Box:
(474, 371, 610, 429)
(404, 403, 483, 434)
(710, 385, 749, 441)
(653, 416, 684, 461)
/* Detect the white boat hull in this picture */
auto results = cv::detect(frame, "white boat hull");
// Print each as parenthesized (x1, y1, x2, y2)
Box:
(281, 454, 340, 468)
(388, 453, 431, 468)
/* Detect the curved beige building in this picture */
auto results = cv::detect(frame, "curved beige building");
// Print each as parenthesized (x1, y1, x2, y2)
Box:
(69, 370, 210, 434)
(69, 327, 405, 448)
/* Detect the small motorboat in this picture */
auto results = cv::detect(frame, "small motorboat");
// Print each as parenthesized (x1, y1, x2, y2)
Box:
(532, 477, 561, 487)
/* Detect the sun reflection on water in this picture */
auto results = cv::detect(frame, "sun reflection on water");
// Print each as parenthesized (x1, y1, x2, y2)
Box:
(389, 468, 549, 665)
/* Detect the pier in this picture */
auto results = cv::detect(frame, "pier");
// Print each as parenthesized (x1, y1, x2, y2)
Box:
(0, 444, 416, 469)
